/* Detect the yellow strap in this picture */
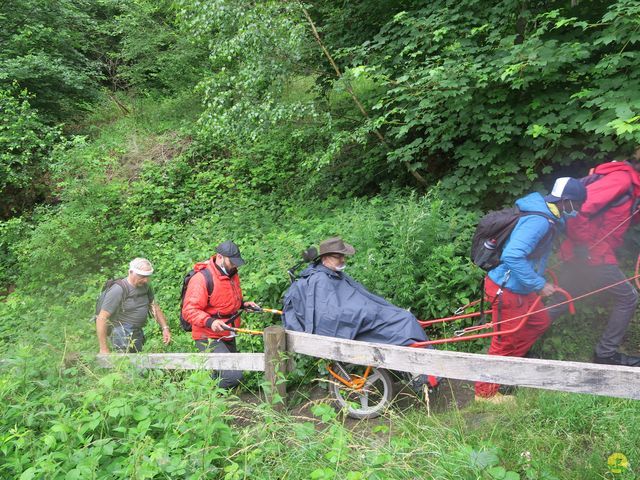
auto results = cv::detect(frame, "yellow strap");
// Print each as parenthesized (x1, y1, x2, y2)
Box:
(546, 202, 561, 218)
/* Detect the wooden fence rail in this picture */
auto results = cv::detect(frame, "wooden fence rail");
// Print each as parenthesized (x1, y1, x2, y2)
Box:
(96, 326, 640, 402)
(96, 352, 265, 371)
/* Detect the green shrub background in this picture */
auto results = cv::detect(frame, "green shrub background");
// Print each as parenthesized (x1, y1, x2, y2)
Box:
(2, 0, 640, 478)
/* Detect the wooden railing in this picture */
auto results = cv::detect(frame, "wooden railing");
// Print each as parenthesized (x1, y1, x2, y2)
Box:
(97, 326, 640, 403)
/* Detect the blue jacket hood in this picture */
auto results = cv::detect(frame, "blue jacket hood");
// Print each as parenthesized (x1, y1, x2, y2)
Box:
(515, 192, 556, 217)
(299, 263, 342, 279)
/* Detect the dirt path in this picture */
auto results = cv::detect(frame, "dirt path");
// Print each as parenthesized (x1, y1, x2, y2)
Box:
(232, 377, 478, 429)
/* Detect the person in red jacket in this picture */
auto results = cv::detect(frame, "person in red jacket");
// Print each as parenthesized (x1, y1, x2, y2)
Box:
(182, 240, 260, 388)
(551, 149, 640, 366)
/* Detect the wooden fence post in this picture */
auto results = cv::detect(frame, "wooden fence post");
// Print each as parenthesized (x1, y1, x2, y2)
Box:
(263, 325, 287, 409)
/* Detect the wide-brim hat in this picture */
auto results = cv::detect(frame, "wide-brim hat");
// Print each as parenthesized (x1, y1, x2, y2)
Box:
(215, 240, 245, 266)
(544, 177, 587, 203)
(319, 237, 356, 256)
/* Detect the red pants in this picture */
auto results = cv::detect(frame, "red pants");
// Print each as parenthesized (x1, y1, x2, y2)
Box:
(475, 277, 551, 398)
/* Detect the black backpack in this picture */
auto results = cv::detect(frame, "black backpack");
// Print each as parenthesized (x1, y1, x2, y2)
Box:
(470, 207, 556, 271)
(179, 267, 214, 332)
(93, 278, 153, 322)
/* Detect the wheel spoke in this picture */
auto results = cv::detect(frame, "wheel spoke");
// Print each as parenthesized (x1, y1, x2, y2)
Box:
(365, 372, 381, 385)
(330, 366, 393, 418)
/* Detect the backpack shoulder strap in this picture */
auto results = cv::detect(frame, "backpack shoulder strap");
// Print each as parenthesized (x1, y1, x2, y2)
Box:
(526, 214, 557, 257)
(200, 266, 215, 305)
(519, 210, 557, 224)
(114, 278, 130, 313)
(518, 211, 558, 237)
(146, 284, 155, 318)
(114, 278, 128, 290)
(586, 169, 635, 212)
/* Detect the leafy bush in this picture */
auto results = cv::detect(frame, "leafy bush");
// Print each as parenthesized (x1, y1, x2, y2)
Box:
(0, 89, 62, 219)
(0, 218, 29, 291)
(16, 136, 129, 289)
(0, 346, 236, 477)
(112, 0, 208, 93)
(0, 0, 107, 121)
(341, 0, 640, 205)
(177, 0, 318, 147)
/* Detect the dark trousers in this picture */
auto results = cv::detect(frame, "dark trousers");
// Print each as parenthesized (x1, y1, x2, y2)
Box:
(111, 324, 145, 353)
(548, 262, 638, 358)
(195, 338, 244, 389)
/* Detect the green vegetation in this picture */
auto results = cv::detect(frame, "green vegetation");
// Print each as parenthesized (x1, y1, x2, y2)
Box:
(0, 89, 62, 219)
(1, 0, 640, 478)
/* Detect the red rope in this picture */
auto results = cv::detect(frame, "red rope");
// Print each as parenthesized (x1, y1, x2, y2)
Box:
(460, 270, 640, 335)
(548, 207, 639, 271)
(432, 208, 640, 335)
(588, 208, 639, 250)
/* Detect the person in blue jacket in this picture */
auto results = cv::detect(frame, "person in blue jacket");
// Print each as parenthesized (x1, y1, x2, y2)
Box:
(475, 177, 587, 403)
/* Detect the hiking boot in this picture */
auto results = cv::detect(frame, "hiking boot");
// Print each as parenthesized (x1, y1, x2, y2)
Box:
(407, 374, 439, 394)
(593, 352, 640, 367)
(474, 392, 516, 404)
(498, 384, 517, 395)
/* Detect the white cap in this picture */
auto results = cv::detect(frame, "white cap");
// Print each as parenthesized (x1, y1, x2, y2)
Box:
(544, 177, 587, 203)
(129, 258, 154, 276)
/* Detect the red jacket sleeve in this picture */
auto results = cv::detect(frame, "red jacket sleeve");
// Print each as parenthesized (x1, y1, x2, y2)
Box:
(181, 271, 212, 328)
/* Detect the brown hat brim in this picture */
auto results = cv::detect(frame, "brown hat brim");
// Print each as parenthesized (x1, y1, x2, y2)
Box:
(320, 243, 355, 256)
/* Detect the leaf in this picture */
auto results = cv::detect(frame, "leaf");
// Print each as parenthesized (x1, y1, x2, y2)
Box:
(98, 373, 120, 389)
(310, 467, 334, 479)
(19, 468, 37, 480)
(133, 405, 150, 421)
(372, 453, 392, 466)
(292, 422, 315, 440)
(469, 448, 499, 469)
(311, 403, 336, 422)
(346, 473, 364, 480)
(527, 124, 550, 138)
(487, 466, 507, 478)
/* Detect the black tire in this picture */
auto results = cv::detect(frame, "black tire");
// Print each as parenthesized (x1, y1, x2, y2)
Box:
(328, 363, 395, 419)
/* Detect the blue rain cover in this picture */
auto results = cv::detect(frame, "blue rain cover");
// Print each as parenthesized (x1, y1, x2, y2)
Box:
(282, 263, 427, 346)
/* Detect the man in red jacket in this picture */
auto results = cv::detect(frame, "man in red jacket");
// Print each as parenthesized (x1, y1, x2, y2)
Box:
(182, 240, 260, 388)
(551, 149, 640, 366)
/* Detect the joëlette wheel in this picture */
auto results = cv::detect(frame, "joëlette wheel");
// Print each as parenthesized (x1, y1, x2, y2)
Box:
(328, 363, 395, 419)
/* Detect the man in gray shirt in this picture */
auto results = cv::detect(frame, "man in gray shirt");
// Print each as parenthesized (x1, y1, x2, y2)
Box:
(96, 258, 171, 353)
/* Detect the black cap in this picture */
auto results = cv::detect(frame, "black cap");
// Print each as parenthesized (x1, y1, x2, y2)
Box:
(215, 240, 245, 266)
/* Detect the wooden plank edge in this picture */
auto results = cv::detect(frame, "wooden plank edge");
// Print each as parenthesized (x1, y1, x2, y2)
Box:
(96, 352, 265, 371)
(285, 331, 640, 400)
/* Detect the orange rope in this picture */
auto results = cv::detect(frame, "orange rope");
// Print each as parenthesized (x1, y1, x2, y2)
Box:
(548, 207, 639, 270)
(460, 270, 640, 335)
